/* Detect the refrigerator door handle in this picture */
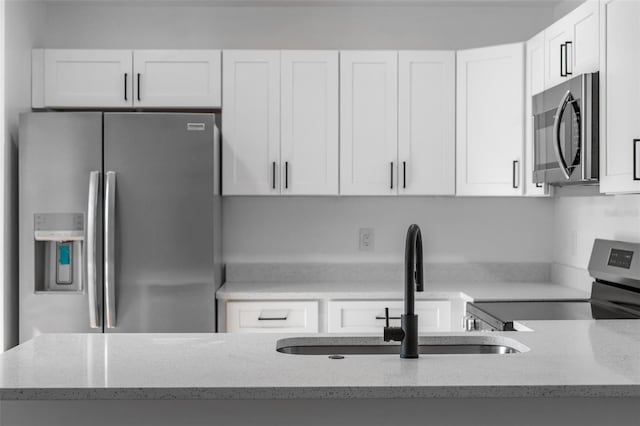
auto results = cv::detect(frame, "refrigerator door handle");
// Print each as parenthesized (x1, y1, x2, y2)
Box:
(105, 171, 117, 328)
(87, 171, 101, 329)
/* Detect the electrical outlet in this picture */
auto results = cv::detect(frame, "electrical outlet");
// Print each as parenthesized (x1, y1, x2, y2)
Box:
(359, 228, 374, 251)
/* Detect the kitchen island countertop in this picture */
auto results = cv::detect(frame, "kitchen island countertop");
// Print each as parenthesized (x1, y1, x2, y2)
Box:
(1, 320, 639, 400)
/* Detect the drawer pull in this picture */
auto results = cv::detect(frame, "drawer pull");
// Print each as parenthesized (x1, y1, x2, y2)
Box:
(258, 310, 289, 321)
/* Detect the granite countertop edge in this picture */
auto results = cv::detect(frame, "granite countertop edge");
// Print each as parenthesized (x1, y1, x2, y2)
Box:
(215, 281, 590, 302)
(2, 385, 640, 401)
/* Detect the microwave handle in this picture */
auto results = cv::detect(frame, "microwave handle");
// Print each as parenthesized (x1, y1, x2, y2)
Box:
(552, 90, 575, 180)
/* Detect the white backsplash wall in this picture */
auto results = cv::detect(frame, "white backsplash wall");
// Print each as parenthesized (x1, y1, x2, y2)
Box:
(223, 197, 554, 264)
(553, 194, 640, 272)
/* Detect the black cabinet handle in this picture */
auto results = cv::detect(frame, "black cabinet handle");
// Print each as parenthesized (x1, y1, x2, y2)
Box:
(124, 73, 128, 101)
(137, 73, 141, 101)
(272, 162, 276, 189)
(634, 139, 640, 181)
(390, 162, 394, 190)
(560, 43, 567, 77)
(536, 182, 543, 188)
(512, 160, 520, 189)
(258, 315, 288, 321)
(403, 161, 406, 189)
(376, 315, 401, 320)
(565, 41, 573, 76)
(285, 161, 289, 189)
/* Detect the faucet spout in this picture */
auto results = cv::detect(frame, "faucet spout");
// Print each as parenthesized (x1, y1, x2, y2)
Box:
(404, 224, 424, 316)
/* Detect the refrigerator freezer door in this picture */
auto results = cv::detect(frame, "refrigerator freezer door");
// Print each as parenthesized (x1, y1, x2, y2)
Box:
(19, 112, 103, 343)
(103, 113, 217, 333)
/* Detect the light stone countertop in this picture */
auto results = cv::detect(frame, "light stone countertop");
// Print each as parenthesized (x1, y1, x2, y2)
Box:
(1, 320, 639, 400)
(216, 281, 590, 302)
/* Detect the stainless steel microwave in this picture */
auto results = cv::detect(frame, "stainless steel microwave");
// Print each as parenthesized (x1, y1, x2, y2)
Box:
(533, 72, 599, 186)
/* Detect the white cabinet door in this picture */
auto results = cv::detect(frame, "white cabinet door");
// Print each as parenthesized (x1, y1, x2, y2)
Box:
(222, 50, 280, 195)
(281, 51, 339, 195)
(328, 300, 452, 333)
(133, 50, 221, 108)
(568, 0, 599, 76)
(226, 301, 319, 333)
(43, 49, 132, 108)
(456, 43, 525, 196)
(340, 51, 398, 195)
(544, 20, 572, 89)
(545, 1, 599, 89)
(599, 0, 640, 193)
(398, 51, 455, 195)
(524, 32, 549, 197)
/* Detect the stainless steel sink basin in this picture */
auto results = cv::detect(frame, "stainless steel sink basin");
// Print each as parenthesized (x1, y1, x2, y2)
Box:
(276, 335, 529, 356)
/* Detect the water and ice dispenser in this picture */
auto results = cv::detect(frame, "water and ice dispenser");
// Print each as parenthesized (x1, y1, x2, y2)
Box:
(33, 213, 84, 292)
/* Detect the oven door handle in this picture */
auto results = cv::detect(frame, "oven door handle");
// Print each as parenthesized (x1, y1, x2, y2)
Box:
(553, 90, 578, 180)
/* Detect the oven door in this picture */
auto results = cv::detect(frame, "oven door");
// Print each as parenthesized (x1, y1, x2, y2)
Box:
(533, 76, 584, 184)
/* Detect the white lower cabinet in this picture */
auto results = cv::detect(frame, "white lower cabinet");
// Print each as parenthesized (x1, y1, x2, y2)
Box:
(327, 300, 452, 333)
(225, 301, 319, 333)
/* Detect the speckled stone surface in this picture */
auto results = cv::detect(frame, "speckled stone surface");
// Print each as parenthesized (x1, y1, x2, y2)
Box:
(216, 281, 590, 301)
(225, 262, 552, 284)
(1, 320, 640, 400)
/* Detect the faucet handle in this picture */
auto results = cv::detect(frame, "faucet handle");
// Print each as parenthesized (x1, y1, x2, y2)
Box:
(383, 307, 405, 342)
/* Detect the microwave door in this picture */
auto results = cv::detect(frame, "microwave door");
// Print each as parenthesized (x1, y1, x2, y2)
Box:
(553, 90, 581, 180)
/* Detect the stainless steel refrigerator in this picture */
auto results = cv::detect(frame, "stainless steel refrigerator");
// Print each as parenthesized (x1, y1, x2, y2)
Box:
(19, 112, 221, 342)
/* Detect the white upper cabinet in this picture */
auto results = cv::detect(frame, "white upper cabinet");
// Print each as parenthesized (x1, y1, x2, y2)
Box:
(340, 51, 398, 196)
(545, 0, 599, 89)
(133, 50, 221, 108)
(222, 50, 281, 195)
(544, 19, 572, 88)
(281, 51, 339, 195)
(33, 49, 222, 108)
(39, 49, 132, 108)
(456, 43, 525, 196)
(599, 0, 640, 194)
(524, 32, 549, 197)
(398, 51, 456, 195)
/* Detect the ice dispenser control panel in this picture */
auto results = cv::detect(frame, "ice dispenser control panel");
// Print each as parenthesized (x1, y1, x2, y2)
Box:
(34, 213, 84, 241)
(33, 213, 84, 292)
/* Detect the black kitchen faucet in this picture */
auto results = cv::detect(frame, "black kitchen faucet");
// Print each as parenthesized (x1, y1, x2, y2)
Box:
(383, 224, 424, 358)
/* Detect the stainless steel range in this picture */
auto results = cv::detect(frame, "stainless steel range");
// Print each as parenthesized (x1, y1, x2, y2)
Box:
(465, 239, 640, 331)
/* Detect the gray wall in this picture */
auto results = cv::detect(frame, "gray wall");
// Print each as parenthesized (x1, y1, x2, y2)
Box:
(3, 0, 45, 351)
(40, 2, 556, 49)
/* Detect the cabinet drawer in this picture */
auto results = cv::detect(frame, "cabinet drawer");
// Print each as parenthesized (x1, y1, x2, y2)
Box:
(328, 300, 452, 333)
(226, 301, 318, 333)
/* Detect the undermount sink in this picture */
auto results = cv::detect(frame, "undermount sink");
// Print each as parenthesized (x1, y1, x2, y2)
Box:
(276, 335, 529, 356)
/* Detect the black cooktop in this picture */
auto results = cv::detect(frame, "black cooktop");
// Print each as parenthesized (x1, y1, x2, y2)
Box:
(472, 299, 640, 321)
